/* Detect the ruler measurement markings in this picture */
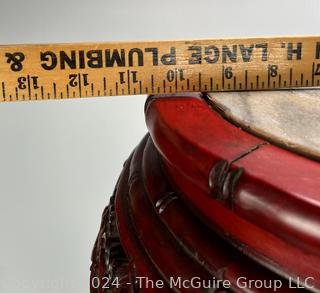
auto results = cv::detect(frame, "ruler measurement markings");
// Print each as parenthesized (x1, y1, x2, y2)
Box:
(77, 74, 81, 97)
(91, 83, 94, 96)
(127, 70, 131, 94)
(66, 85, 70, 98)
(312, 62, 315, 86)
(1, 82, 6, 101)
(174, 71, 178, 92)
(151, 74, 154, 93)
(103, 77, 107, 96)
(27, 75, 31, 100)
(53, 83, 57, 99)
(278, 74, 282, 87)
(245, 70, 248, 89)
(221, 65, 225, 90)
(0, 36, 319, 102)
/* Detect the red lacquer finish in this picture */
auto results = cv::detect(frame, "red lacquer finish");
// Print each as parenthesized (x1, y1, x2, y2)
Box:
(145, 93, 320, 290)
(142, 137, 303, 293)
(91, 93, 320, 292)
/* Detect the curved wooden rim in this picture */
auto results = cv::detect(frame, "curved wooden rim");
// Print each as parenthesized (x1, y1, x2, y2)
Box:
(142, 136, 301, 292)
(145, 93, 320, 290)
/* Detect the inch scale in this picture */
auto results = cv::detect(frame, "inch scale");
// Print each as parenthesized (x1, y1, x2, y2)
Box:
(0, 36, 320, 102)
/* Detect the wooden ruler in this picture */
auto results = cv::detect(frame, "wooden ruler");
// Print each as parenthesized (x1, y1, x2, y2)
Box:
(1, 36, 320, 102)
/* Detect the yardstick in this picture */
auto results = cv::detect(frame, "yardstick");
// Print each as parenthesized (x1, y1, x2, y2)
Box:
(1, 36, 320, 102)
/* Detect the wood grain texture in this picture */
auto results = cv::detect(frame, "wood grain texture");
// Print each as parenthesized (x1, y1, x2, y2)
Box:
(1, 36, 320, 102)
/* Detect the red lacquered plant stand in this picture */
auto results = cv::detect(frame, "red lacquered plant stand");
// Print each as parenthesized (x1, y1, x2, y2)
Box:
(90, 93, 320, 293)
